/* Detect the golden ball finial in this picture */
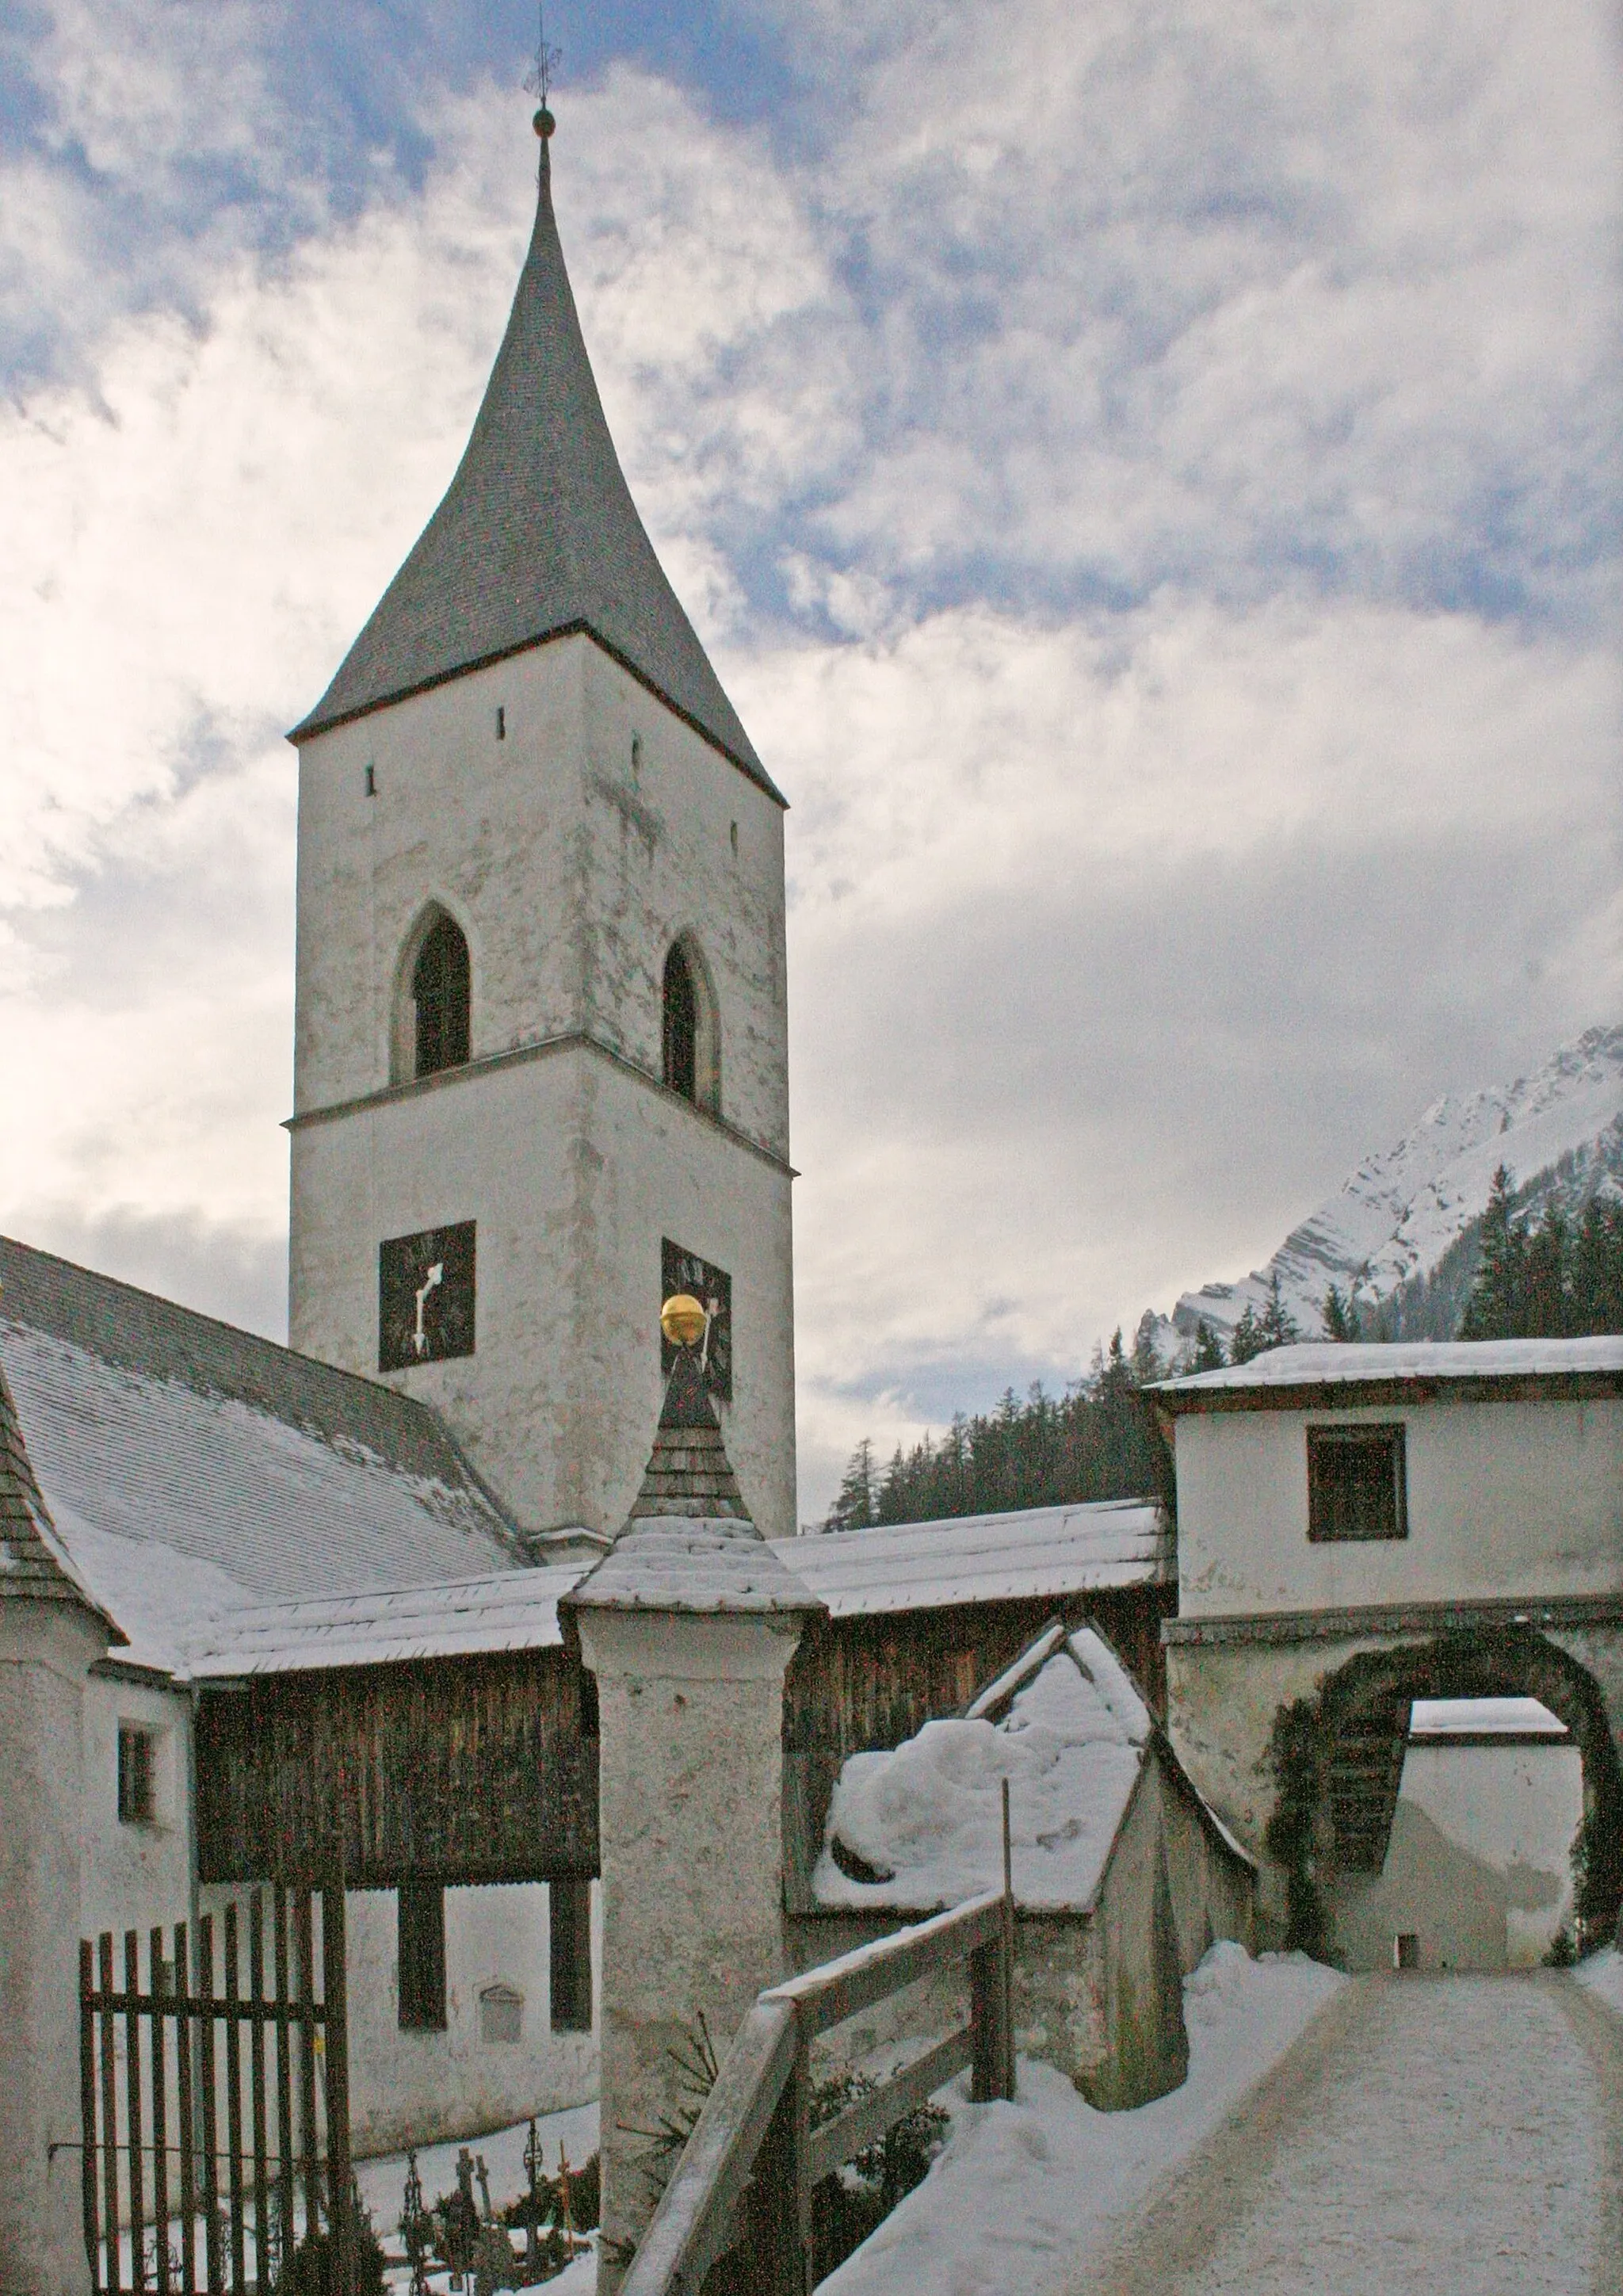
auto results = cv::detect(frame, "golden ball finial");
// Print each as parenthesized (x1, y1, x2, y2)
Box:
(660, 1293, 708, 1349)
(533, 105, 556, 138)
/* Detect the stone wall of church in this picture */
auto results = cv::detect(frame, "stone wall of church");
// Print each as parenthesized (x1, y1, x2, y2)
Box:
(288, 632, 796, 1543)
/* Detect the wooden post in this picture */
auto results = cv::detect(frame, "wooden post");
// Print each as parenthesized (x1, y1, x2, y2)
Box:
(150, 1930, 170, 2296)
(1000, 1775, 1017, 2101)
(174, 1923, 196, 2296)
(196, 1918, 222, 2296)
(273, 1892, 294, 2275)
(745, 2015, 812, 2296)
(248, 1895, 269, 2294)
(97, 1935, 118, 2294)
(320, 1883, 353, 2296)
(223, 1906, 246, 2294)
(293, 1889, 320, 2244)
(79, 1943, 101, 2296)
(124, 1932, 147, 2294)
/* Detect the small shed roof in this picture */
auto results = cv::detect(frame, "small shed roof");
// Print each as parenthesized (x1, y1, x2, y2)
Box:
(1155, 1336, 1623, 1413)
(812, 1625, 1153, 1914)
(766, 1498, 1170, 1618)
(1409, 1696, 1570, 1742)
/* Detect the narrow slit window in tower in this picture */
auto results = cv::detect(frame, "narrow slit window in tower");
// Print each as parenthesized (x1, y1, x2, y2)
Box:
(413, 913, 471, 1078)
(663, 942, 698, 1102)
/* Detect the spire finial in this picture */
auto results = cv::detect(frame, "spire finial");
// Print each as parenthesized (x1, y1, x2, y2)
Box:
(525, 4, 561, 144)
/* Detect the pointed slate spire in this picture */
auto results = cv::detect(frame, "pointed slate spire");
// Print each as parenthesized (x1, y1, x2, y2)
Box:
(625, 1350, 749, 1524)
(294, 128, 779, 800)
(567, 1345, 823, 1614)
(0, 1349, 119, 1633)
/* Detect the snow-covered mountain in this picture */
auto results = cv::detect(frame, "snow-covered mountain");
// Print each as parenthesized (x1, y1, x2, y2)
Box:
(1167, 1025, 1623, 1351)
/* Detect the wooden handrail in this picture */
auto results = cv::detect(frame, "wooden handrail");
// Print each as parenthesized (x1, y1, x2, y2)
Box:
(622, 1783, 1016, 2296)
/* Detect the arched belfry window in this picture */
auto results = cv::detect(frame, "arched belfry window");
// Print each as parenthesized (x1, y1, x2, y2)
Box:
(411, 911, 471, 1078)
(663, 935, 720, 1114)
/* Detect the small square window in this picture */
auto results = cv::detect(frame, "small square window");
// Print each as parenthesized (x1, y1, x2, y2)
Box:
(549, 1879, 593, 2034)
(1307, 1424, 1407, 1542)
(398, 1883, 447, 2031)
(117, 1726, 156, 1825)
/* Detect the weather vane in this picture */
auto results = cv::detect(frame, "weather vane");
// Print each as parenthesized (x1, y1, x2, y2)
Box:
(525, 3, 562, 122)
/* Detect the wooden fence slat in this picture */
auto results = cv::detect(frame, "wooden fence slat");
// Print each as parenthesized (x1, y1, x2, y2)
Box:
(321, 1884, 353, 2296)
(149, 1930, 170, 2296)
(174, 1922, 196, 2296)
(763, 1890, 1005, 2037)
(274, 1889, 294, 2276)
(195, 1917, 222, 2296)
(249, 1893, 269, 2292)
(223, 1906, 246, 2294)
(294, 1887, 321, 2248)
(805, 2026, 976, 2188)
(80, 1942, 101, 2296)
(124, 1933, 146, 2295)
(97, 1935, 119, 2295)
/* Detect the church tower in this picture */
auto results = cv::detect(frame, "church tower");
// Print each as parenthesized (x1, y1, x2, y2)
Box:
(285, 114, 796, 1543)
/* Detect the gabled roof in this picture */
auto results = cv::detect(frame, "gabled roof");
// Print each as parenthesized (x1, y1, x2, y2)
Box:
(292, 135, 778, 802)
(0, 1236, 524, 1675)
(1155, 1335, 1623, 1412)
(187, 1565, 580, 1679)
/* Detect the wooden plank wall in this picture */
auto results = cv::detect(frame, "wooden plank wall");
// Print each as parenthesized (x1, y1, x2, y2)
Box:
(781, 1587, 1173, 1914)
(195, 1646, 599, 1887)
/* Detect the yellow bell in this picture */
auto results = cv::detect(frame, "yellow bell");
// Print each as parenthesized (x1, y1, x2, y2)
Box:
(660, 1293, 708, 1348)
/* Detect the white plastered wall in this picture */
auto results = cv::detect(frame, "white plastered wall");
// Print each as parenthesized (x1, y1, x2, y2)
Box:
(288, 632, 796, 1541)
(81, 1672, 195, 1941)
(1173, 1396, 1623, 1619)
(342, 1883, 600, 2159)
(1331, 1739, 1583, 1971)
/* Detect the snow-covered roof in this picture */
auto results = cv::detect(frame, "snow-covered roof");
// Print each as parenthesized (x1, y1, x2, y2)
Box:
(0, 1237, 525, 1675)
(186, 1566, 582, 1678)
(1409, 1696, 1569, 1740)
(567, 1514, 824, 1615)
(1156, 1336, 1623, 1408)
(814, 1626, 1153, 1914)
(767, 1499, 1170, 1618)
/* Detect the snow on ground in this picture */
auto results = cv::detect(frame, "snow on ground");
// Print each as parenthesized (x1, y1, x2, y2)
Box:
(819, 1943, 1343, 2296)
(1578, 1945, 1623, 2018)
(1085, 1975, 1610, 2296)
(815, 1628, 1149, 1912)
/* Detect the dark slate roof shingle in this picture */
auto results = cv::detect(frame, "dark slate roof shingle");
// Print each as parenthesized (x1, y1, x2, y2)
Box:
(292, 139, 779, 801)
(0, 1236, 525, 1668)
(0, 1347, 118, 1631)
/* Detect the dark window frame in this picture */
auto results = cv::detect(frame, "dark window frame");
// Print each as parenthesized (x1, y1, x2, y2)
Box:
(412, 912, 472, 1079)
(1306, 1423, 1408, 1543)
(117, 1725, 156, 1825)
(549, 1878, 594, 2034)
(398, 1882, 448, 2031)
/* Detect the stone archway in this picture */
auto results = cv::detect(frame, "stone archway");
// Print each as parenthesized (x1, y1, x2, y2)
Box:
(1312, 1627, 1623, 1948)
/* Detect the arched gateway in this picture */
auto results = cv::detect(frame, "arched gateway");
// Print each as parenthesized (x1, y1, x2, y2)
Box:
(1155, 1336, 1623, 1955)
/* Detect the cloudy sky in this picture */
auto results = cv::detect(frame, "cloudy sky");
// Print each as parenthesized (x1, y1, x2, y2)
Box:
(2, 0, 1618, 1521)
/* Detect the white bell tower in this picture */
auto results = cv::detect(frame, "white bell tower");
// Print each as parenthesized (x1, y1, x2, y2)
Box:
(285, 114, 796, 1544)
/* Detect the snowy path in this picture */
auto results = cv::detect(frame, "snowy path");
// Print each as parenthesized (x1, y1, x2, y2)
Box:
(1071, 1974, 1623, 2296)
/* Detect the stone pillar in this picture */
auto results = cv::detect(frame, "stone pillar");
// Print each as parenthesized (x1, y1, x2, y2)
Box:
(0, 1599, 105, 2296)
(575, 1601, 812, 2289)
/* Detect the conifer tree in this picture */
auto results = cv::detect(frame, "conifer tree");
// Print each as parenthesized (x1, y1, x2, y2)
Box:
(1228, 1302, 1265, 1364)
(1461, 1164, 1524, 1339)
(1321, 1283, 1360, 1342)
(825, 1438, 876, 1531)
(1257, 1270, 1302, 1351)
(1190, 1320, 1225, 1372)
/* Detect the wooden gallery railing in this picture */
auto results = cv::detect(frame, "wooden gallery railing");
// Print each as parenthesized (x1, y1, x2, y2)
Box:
(79, 1885, 353, 2296)
(624, 1813, 1016, 2296)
